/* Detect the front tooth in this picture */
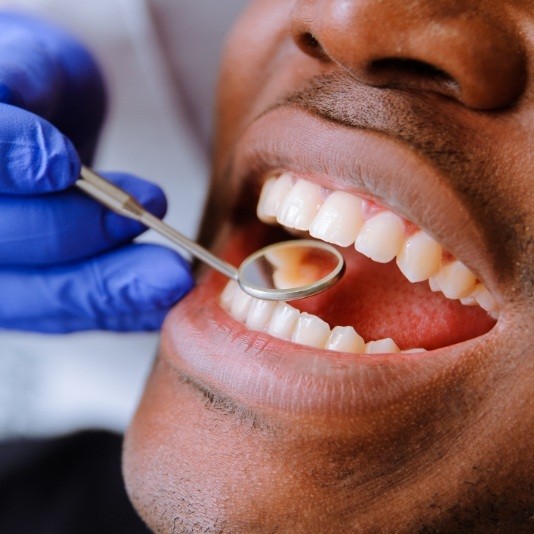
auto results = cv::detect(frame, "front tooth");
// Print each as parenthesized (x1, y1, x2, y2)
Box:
(258, 172, 294, 222)
(365, 338, 400, 354)
(246, 299, 277, 331)
(396, 231, 442, 282)
(267, 302, 300, 340)
(470, 283, 498, 313)
(326, 326, 365, 353)
(309, 191, 364, 246)
(291, 313, 331, 348)
(265, 247, 312, 289)
(277, 179, 324, 230)
(355, 211, 405, 263)
(230, 288, 254, 321)
(430, 260, 477, 299)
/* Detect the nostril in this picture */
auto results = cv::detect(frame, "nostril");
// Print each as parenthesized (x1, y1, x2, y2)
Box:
(296, 32, 329, 61)
(367, 57, 460, 98)
(370, 58, 452, 83)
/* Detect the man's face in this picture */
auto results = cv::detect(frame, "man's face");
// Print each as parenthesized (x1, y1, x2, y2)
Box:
(124, 1, 533, 531)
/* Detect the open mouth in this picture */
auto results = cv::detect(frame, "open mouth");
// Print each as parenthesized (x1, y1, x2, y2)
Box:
(160, 107, 506, 415)
(216, 112, 498, 356)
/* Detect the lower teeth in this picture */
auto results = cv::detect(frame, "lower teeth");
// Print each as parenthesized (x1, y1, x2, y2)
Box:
(220, 281, 426, 354)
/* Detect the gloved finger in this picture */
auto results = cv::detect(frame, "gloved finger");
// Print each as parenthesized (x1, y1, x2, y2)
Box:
(0, 244, 193, 333)
(0, 104, 80, 194)
(0, 172, 167, 266)
(0, 11, 106, 162)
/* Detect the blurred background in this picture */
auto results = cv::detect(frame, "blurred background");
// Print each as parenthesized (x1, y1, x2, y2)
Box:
(0, 0, 248, 439)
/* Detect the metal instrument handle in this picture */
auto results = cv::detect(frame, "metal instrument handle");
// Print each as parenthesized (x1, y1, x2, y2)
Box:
(76, 166, 239, 281)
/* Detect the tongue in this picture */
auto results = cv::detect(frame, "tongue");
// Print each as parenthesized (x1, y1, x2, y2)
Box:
(292, 246, 495, 350)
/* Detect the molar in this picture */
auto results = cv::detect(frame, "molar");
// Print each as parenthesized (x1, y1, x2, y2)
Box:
(470, 283, 499, 315)
(429, 260, 477, 299)
(256, 176, 277, 224)
(365, 338, 401, 354)
(220, 280, 238, 309)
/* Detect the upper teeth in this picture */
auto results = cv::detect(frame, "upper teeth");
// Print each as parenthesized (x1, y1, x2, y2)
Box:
(257, 172, 499, 316)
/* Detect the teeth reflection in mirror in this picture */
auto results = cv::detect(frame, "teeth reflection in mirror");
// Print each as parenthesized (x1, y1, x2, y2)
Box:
(355, 211, 405, 263)
(292, 313, 331, 348)
(258, 172, 294, 223)
(265, 247, 316, 290)
(277, 179, 324, 230)
(326, 326, 365, 353)
(396, 231, 442, 282)
(267, 302, 300, 340)
(246, 298, 276, 331)
(365, 338, 400, 354)
(429, 260, 477, 299)
(309, 191, 364, 246)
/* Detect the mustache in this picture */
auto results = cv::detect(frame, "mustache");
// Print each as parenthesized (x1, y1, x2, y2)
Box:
(264, 71, 476, 180)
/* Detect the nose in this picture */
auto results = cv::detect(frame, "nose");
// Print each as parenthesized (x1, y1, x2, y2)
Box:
(291, 0, 527, 110)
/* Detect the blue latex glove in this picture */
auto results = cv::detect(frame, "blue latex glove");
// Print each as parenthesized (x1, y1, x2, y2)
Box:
(0, 12, 193, 332)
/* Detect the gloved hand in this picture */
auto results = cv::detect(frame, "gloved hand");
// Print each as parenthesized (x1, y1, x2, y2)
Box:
(0, 12, 193, 332)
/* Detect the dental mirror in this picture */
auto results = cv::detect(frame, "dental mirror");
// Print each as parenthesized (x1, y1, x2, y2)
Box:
(76, 166, 345, 301)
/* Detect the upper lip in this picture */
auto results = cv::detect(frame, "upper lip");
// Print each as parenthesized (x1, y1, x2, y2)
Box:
(229, 105, 499, 296)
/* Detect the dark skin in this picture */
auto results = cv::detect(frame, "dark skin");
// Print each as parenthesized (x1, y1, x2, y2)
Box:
(124, 1, 533, 532)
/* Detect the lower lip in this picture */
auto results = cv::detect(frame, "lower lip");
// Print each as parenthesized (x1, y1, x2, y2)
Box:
(161, 264, 494, 416)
